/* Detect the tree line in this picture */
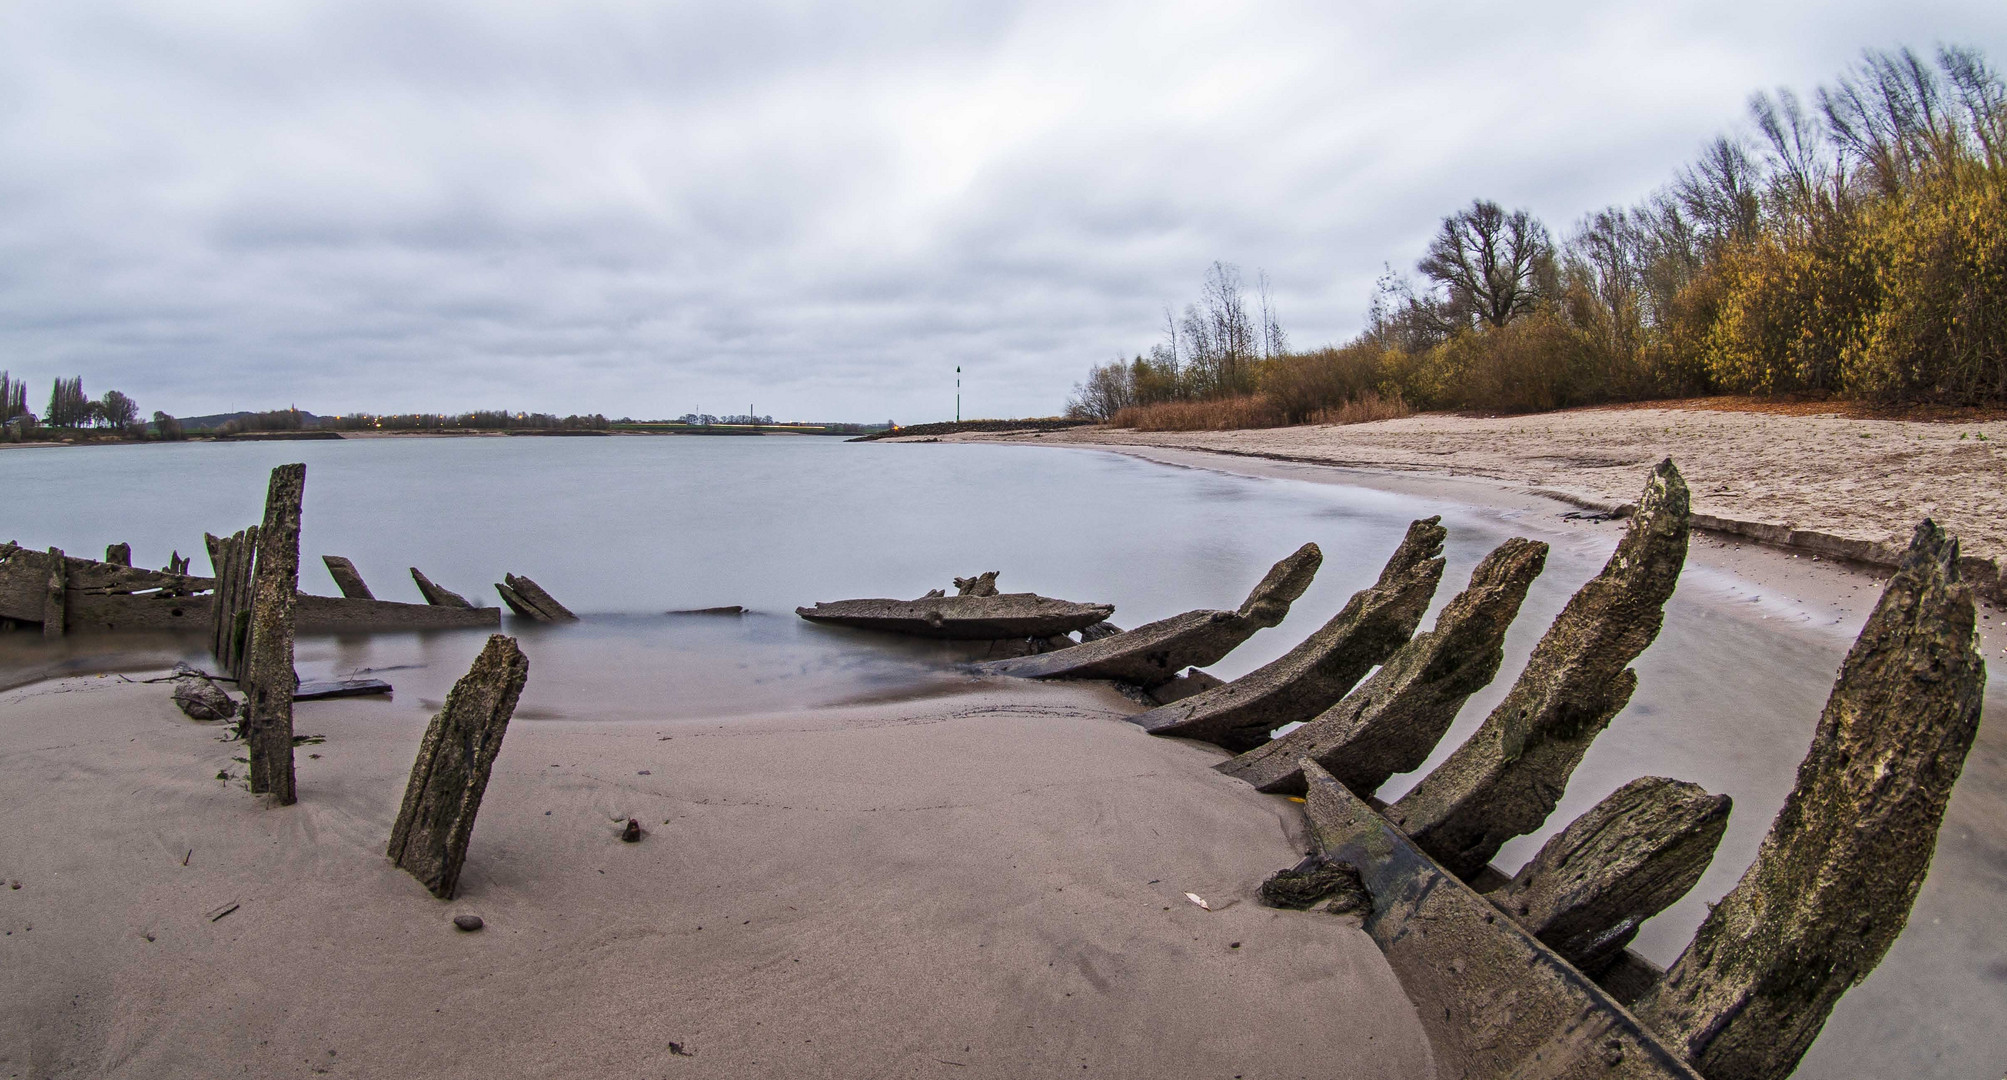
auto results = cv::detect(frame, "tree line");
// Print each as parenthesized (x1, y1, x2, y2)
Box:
(1070, 44, 2007, 427)
(0, 372, 181, 441)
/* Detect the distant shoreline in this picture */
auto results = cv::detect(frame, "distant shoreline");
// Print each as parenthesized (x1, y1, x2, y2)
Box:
(917, 404, 2007, 605)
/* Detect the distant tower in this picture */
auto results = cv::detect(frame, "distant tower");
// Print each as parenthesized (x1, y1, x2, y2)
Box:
(956, 365, 961, 423)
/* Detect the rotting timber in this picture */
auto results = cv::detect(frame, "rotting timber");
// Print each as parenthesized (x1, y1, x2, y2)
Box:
(797, 573, 1115, 640)
(972, 542, 1323, 685)
(965, 456, 1985, 1078)
(1, 549, 502, 639)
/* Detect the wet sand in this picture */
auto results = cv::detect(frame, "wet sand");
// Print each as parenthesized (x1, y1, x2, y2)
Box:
(0, 676, 1431, 1080)
(935, 435, 2007, 1080)
(944, 407, 2007, 571)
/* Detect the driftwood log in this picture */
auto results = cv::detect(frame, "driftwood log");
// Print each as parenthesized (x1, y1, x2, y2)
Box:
(975, 543, 1323, 686)
(1218, 536, 1546, 795)
(1386, 460, 1690, 879)
(241, 464, 305, 805)
(387, 634, 529, 899)
(321, 555, 375, 600)
(1488, 776, 1730, 978)
(1634, 520, 1985, 1080)
(1299, 758, 1704, 1079)
(1128, 518, 1447, 752)
(412, 567, 474, 608)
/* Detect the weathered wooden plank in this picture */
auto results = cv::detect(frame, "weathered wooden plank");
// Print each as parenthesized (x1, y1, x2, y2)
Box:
(503, 573, 578, 621)
(0, 543, 46, 621)
(1299, 758, 1704, 1079)
(1218, 536, 1547, 795)
(296, 677, 392, 700)
(295, 593, 500, 632)
(1489, 777, 1730, 978)
(411, 567, 474, 608)
(1634, 520, 1985, 1080)
(242, 464, 305, 804)
(1387, 460, 1691, 880)
(321, 555, 375, 600)
(41, 546, 65, 639)
(387, 634, 529, 899)
(975, 543, 1323, 685)
(1128, 519, 1447, 752)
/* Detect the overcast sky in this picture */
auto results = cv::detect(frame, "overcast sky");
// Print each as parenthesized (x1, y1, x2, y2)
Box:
(3, 2, 2004, 423)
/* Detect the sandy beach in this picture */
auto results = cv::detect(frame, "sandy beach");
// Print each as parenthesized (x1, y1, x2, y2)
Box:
(0, 674, 1431, 1080)
(941, 404, 2007, 579)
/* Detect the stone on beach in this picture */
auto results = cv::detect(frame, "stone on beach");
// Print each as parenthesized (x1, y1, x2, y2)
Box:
(1487, 776, 1730, 978)
(1128, 520, 1447, 752)
(1386, 459, 1690, 879)
(388, 634, 530, 900)
(241, 464, 306, 806)
(1217, 536, 1546, 795)
(172, 676, 238, 721)
(974, 543, 1323, 686)
(1634, 519, 1985, 1080)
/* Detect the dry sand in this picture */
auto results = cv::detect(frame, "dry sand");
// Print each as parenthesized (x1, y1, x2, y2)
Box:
(946, 405, 2007, 569)
(0, 674, 1432, 1080)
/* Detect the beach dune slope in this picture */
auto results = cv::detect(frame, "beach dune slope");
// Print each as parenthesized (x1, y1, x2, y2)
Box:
(0, 676, 1432, 1080)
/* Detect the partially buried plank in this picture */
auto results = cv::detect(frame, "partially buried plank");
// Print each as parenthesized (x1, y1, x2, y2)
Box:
(411, 567, 474, 609)
(1298, 757, 1704, 1080)
(1487, 776, 1730, 979)
(321, 555, 375, 600)
(1385, 459, 1690, 880)
(974, 543, 1322, 686)
(1127, 520, 1445, 752)
(1217, 536, 1546, 796)
(387, 634, 529, 899)
(1633, 519, 1986, 1080)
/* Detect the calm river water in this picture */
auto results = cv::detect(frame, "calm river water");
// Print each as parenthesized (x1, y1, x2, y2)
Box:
(2, 434, 2000, 1078)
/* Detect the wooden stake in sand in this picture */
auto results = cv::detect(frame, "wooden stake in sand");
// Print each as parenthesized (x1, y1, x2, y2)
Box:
(241, 464, 305, 804)
(40, 546, 65, 639)
(1635, 520, 1985, 1080)
(205, 527, 260, 677)
(1386, 460, 1690, 879)
(388, 634, 529, 899)
(1129, 519, 1447, 752)
(1218, 536, 1547, 796)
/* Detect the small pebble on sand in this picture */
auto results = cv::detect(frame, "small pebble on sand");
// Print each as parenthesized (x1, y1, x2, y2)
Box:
(453, 914, 484, 931)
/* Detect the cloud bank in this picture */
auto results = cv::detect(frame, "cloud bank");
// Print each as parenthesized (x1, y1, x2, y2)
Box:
(3, 0, 2004, 421)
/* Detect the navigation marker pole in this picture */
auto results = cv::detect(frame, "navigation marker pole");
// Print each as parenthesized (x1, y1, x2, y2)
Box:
(956, 365, 961, 423)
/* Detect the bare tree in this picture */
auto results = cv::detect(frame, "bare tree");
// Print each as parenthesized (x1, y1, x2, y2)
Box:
(1065, 359, 1136, 420)
(1257, 271, 1288, 358)
(99, 390, 138, 429)
(1417, 200, 1553, 329)
(1180, 261, 1258, 395)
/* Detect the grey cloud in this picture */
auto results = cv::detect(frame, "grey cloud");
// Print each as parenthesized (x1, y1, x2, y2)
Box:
(2, 0, 2004, 421)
